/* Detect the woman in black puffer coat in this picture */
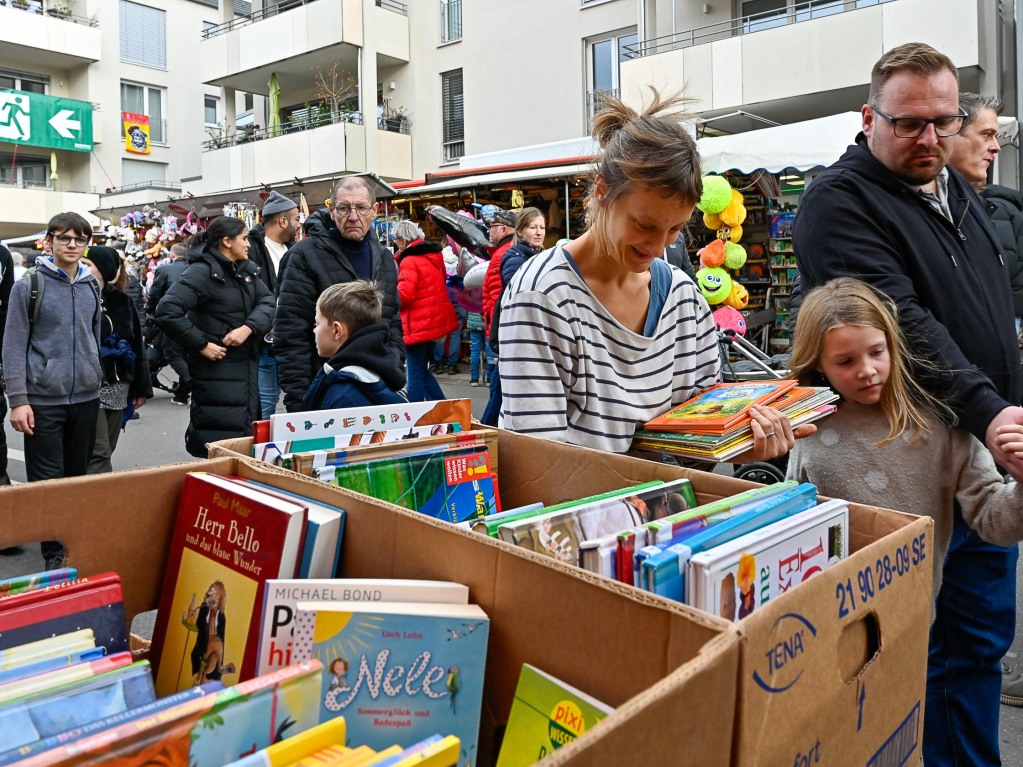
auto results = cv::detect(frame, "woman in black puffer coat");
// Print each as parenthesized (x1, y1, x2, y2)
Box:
(156, 217, 275, 457)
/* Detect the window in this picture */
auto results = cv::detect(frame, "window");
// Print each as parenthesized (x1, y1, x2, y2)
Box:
(121, 158, 167, 188)
(244, 93, 254, 112)
(441, 69, 463, 163)
(440, 0, 461, 43)
(0, 70, 48, 94)
(119, 1, 167, 69)
(585, 30, 636, 125)
(0, 152, 48, 188)
(121, 82, 166, 144)
(204, 95, 220, 127)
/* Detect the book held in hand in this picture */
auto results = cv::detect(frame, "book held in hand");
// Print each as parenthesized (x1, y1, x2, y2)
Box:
(643, 379, 798, 432)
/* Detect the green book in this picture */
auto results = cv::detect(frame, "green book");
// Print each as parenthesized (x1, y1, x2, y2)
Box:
(497, 663, 614, 767)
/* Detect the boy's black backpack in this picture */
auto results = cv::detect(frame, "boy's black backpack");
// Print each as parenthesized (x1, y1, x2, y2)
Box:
(25, 267, 101, 328)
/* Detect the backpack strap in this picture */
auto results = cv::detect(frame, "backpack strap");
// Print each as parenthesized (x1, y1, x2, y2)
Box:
(26, 268, 43, 328)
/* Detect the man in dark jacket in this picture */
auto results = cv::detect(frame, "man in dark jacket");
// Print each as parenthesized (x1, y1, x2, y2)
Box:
(274, 177, 403, 411)
(793, 43, 1023, 767)
(0, 243, 14, 486)
(148, 243, 192, 405)
(248, 191, 300, 417)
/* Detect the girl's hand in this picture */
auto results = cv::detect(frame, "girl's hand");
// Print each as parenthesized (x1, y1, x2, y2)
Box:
(732, 404, 816, 464)
(223, 326, 253, 347)
(993, 423, 1023, 455)
(200, 342, 227, 361)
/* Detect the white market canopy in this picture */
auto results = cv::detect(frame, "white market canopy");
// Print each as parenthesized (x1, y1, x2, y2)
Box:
(696, 112, 864, 175)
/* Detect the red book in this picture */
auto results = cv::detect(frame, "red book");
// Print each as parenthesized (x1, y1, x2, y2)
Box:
(0, 572, 128, 654)
(148, 473, 308, 698)
(252, 419, 270, 444)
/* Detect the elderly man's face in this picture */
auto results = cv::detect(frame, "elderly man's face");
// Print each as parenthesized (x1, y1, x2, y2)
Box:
(331, 184, 378, 242)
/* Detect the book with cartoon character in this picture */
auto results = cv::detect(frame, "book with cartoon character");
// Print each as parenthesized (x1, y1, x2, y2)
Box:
(268, 400, 472, 443)
(643, 380, 798, 432)
(149, 473, 308, 698)
(290, 600, 489, 767)
(250, 422, 465, 466)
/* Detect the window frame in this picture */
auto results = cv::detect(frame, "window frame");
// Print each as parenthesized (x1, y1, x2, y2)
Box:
(120, 81, 167, 145)
(119, 0, 168, 70)
(440, 68, 464, 163)
(440, 0, 462, 44)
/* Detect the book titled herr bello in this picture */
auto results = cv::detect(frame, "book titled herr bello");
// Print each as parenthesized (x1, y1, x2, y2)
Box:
(149, 473, 308, 698)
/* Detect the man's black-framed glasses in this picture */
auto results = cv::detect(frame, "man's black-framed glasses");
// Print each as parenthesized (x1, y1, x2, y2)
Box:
(51, 234, 91, 247)
(870, 105, 968, 138)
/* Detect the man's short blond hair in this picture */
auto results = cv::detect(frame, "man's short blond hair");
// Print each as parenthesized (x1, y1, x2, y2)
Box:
(317, 280, 383, 334)
(869, 43, 958, 106)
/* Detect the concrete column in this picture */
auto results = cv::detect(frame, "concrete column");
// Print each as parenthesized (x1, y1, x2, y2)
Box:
(361, 0, 379, 175)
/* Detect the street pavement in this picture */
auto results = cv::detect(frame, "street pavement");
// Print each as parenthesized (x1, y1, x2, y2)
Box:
(1, 368, 1021, 757)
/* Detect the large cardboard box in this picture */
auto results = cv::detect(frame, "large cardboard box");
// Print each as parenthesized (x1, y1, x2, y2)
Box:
(0, 451, 739, 767)
(212, 430, 934, 767)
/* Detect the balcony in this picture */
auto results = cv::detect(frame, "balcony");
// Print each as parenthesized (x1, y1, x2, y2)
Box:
(0, 0, 101, 67)
(0, 182, 98, 239)
(620, 0, 984, 125)
(197, 116, 412, 193)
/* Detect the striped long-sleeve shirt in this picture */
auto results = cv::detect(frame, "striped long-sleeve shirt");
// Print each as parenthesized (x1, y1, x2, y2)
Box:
(499, 246, 721, 453)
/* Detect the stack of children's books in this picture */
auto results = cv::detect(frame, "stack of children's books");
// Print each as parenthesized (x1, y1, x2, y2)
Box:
(248, 399, 501, 525)
(632, 380, 839, 461)
(468, 477, 848, 622)
(0, 471, 487, 767)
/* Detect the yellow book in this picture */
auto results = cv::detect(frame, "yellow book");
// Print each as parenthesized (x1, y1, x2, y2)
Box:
(0, 628, 95, 672)
(392, 735, 461, 767)
(256, 717, 346, 766)
(287, 744, 378, 767)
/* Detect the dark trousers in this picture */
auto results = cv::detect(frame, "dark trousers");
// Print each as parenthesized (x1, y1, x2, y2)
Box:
(406, 342, 446, 403)
(0, 393, 9, 485)
(481, 364, 502, 426)
(24, 400, 100, 563)
(924, 508, 1018, 766)
(163, 336, 191, 385)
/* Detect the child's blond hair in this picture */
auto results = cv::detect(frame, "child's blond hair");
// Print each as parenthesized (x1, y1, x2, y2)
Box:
(316, 280, 383, 335)
(789, 277, 953, 446)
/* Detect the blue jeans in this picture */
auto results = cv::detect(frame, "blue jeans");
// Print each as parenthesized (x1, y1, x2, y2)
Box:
(258, 346, 281, 419)
(406, 342, 446, 402)
(924, 508, 1018, 766)
(469, 330, 494, 382)
(434, 307, 465, 367)
(481, 362, 502, 426)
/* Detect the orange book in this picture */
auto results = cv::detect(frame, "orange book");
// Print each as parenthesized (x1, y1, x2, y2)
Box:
(643, 380, 798, 433)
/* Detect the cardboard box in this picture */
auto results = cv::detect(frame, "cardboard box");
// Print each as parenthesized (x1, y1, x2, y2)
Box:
(212, 430, 934, 767)
(0, 449, 739, 767)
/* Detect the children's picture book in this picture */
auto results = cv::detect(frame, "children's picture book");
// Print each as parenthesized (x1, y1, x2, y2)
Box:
(226, 479, 348, 580)
(642, 380, 798, 432)
(496, 663, 614, 767)
(216, 716, 347, 767)
(0, 568, 77, 598)
(0, 646, 106, 687)
(291, 600, 490, 767)
(252, 423, 465, 466)
(0, 572, 127, 654)
(0, 629, 95, 676)
(149, 473, 309, 697)
(269, 400, 473, 443)
(384, 734, 460, 767)
(689, 499, 849, 621)
(0, 651, 134, 706)
(320, 446, 500, 524)
(257, 579, 470, 676)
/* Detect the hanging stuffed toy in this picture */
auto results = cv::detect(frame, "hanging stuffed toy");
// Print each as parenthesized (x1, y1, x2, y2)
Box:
(713, 305, 747, 336)
(696, 266, 732, 305)
(695, 175, 750, 309)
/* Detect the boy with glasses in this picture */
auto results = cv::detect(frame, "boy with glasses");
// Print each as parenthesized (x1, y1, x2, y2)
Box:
(2, 212, 102, 568)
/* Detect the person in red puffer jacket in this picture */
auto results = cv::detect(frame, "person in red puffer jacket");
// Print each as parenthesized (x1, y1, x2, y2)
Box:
(394, 220, 459, 402)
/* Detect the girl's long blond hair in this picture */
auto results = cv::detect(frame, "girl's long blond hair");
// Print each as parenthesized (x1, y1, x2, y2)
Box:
(789, 277, 953, 445)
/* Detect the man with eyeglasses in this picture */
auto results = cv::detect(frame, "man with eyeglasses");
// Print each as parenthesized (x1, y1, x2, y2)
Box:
(794, 43, 1023, 766)
(274, 176, 403, 411)
(2, 212, 102, 569)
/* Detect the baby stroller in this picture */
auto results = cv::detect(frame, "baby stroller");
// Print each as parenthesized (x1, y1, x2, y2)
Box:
(717, 309, 791, 485)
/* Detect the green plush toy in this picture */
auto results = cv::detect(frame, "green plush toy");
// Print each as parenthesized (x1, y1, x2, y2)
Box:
(723, 241, 747, 270)
(696, 266, 733, 305)
(697, 176, 733, 215)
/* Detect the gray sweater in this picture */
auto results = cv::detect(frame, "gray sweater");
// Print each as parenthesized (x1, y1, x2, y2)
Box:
(787, 401, 1023, 608)
(2, 258, 102, 408)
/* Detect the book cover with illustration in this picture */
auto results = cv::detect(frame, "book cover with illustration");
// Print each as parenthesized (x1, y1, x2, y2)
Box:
(291, 600, 490, 767)
(268, 400, 472, 443)
(149, 473, 308, 697)
(16, 661, 321, 767)
(0, 572, 127, 654)
(0, 568, 77, 599)
(252, 422, 465, 466)
(689, 498, 849, 621)
(256, 579, 469, 676)
(496, 664, 614, 767)
(643, 380, 798, 432)
(320, 447, 500, 524)
(0, 629, 96, 676)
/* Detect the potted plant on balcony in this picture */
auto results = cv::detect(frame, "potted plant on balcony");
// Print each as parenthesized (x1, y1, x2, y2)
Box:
(47, 2, 72, 18)
(312, 57, 357, 126)
(12, 0, 31, 10)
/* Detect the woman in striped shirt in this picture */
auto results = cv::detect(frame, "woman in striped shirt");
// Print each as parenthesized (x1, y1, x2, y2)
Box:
(498, 92, 803, 458)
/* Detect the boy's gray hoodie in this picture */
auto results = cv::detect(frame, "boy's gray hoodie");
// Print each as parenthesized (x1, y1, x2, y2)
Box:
(2, 257, 102, 408)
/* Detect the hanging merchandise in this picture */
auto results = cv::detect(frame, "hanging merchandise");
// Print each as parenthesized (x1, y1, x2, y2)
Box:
(694, 176, 749, 333)
(223, 202, 258, 229)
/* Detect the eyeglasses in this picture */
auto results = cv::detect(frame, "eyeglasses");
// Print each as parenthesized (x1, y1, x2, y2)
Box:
(333, 204, 375, 218)
(489, 222, 508, 229)
(870, 105, 968, 138)
(51, 234, 91, 247)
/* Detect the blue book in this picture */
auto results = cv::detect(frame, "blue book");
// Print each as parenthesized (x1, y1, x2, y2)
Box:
(292, 600, 490, 767)
(642, 483, 818, 601)
(0, 660, 156, 752)
(0, 682, 222, 765)
(0, 646, 106, 686)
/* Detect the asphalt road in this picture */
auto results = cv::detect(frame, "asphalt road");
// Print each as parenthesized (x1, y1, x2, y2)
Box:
(0, 371, 1020, 759)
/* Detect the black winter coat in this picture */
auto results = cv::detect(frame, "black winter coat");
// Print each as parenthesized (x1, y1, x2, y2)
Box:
(147, 258, 189, 317)
(247, 223, 294, 297)
(794, 134, 1023, 440)
(981, 184, 1023, 318)
(155, 244, 275, 457)
(274, 223, 403, 411)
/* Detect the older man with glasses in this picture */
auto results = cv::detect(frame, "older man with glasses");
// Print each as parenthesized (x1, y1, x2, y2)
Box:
(794, 43, 1023, 766)
(274, 176, 404, 412)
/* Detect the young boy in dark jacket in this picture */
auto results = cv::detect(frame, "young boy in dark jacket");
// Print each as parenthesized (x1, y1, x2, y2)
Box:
(301, 281, 406, 411)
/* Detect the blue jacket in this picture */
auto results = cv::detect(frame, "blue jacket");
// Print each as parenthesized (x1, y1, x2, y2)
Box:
(300, 321, 407, 411)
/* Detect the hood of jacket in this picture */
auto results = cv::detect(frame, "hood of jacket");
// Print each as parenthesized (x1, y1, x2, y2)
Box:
(36, 255, 93, 283)
(303, 208, 334, 237)
(397, 239, 445, 265)
(983, 183, 1023, 211)
(324, 321, 406, 392)
(190, 243, 261, 283)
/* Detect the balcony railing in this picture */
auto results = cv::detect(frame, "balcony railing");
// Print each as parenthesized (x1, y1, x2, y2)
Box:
(202, 109, 365, 152)
(442, 140, 463, 163)
(1, 0, 98, 26)
(585, 88, 620, 126)
(627, 0, 895, 57)
(202, 0, 407, 39)
(107, 180, 182, 194)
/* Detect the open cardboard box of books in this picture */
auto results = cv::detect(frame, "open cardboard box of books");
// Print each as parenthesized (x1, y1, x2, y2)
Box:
(0, 450, 740, 767)
(211, 429, 935, 767)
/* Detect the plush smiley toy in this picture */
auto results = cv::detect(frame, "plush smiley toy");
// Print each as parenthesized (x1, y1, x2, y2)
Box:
(696, 266, 732, 305)
(699, 239, 726, 269)
(724, 280, 749, 310)
(713, 305, 747, 336)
